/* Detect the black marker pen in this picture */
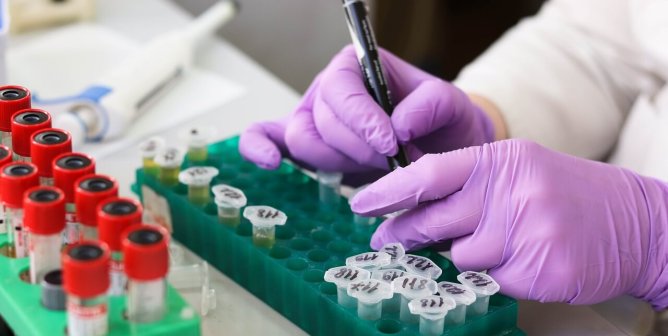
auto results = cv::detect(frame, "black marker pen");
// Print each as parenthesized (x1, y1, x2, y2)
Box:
(341, 0, 410, 169)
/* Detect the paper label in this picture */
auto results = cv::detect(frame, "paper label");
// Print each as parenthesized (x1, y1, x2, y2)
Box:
(67, 301, 108, 336)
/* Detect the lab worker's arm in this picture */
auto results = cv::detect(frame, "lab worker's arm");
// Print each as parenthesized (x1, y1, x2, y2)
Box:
(455, 0, 662, 160)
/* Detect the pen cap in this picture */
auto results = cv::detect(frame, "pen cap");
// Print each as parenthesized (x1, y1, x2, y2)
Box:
(0, 145, 12, 168)
(122, 225, 169, 281)
(53, 153, 95, 203)
(62, 241, 110, 298)
(0, 163, 39, 208)
(24, 186, 66, 235)
(97, 197, 142, 251)
(31, 128, 72, 178)
(0, 85, 31, 132)
(74, 175, 118, 227)
(11, 109, 52, 157)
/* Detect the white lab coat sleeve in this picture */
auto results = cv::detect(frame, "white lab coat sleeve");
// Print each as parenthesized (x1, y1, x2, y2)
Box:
(454, 0, 661, 160)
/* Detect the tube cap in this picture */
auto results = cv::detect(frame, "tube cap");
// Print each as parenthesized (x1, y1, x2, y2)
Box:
(0, 86, 31, 132)
(30, 128, 72, 178)
(24, 186, 66, 235)
(122, 225, 169, 281)
(11, 109, 52, 157)
(0, 145, 12, 168)
(97, 197, 142, 251)
(0, 163, 39, 208)
(62, 241, 110, 298)
(41, 270, 66, 311)
(74, 175, 119, 227)
(53, 153, 95, 203)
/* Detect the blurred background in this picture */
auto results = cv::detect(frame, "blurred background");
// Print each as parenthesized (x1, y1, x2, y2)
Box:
(173, 0, 546, 92)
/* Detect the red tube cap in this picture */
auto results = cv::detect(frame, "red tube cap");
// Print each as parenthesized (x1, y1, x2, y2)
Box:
(97, 197, 142, 252)
(11, 109, 51, 157)
(24, 186, 66, 235)
(62, 241, 110, 298)
(53, 153, 95, 203)
(31, 128, 72, 178)
(0, 163, 39, 208)
(0, 145, 12, 168)
(0, 86, 31, 132)
(122, 225, 169, 281)
(74, 175, 118, 227)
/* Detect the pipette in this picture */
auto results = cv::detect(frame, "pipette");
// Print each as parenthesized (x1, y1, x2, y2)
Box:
(178, 166, 219, 206)
(30, 128, 72, 186)
(242, 205, 287, 248)
(436, 281, 476, 326)
(211, 184, 247, 227)
(345, 251, 391, 270)
(324, 266, 371, 309)
(408, 295, 457, 336)
(0, 145, 12, 234)
(24, 186, 66, 284)
(123, 225, 170, 323)
(317, 170, 342, 209)
(0, 85, 31, 149)
(74, 175, 119, 240)
(154, 147, 184, 187)
(347, 279, 393, 320)
(379, 242, 406, 269)
(138, 136, 165, 179)
(371, 268, 407, 312)
(391, 274, 438, 324)
(53, 152, 96, 244)
(180, 126, 214, 164)
(457, 271, 500, 317)
(0, 162, 39, 258)
(398, 254, 442, 280)
(10, 109, 52, 161)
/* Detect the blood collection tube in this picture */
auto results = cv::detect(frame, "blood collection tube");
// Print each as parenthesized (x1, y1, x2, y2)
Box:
(53, 153, 95, 244)
(178, 166, 219, 206)
(31, 128, 72, 186)
(180, 126, 213, 164)
(62, 241, 110, 336)
(154, 147, 184, 187)
(0, 85, 31, 149)
(98, 197, 142, 296)
(24, 186, 66, 284)
(74, 175, 119, 240)
(0, 145, 13, 234)
(10, 109, 51, 162)
(0, 162, 39, 258)
(122, 225, 170, 323)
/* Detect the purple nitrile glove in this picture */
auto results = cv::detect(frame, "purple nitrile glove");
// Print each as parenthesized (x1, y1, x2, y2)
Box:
(239, 45, 494, 181)
(351, 139, 668, 308)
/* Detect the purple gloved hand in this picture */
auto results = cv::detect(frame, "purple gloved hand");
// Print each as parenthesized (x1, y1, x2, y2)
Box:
(352, 139, 668, 308)
(240, 45, 494, 177)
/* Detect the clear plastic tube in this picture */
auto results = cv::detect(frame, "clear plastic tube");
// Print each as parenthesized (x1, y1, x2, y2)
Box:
(127, 278, 167, 323)
(109, 252, 126, 296)
(64, 203, 81, 244)
(7, 207, 27, 258)
(317, 171, 342, 209)
(66, 294, 108, 336)
(1, 131, 12, 149)
(29, 233, 62, 284)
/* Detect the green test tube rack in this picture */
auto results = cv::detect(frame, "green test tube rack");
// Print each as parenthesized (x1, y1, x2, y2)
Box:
(134, 136, 524, 336)
(0, 235, 200, 336)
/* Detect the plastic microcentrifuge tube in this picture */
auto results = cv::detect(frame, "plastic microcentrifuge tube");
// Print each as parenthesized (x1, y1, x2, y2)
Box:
(437, 281, 476, 326)
(457, 271, 500, 317)
(345, 251, 392, 270)
(154, 147, 185, 187)
(350, 185, 375, 226)
(74, 175, 119, 240)
(10, 108, 51, 161)
(62, 241, 111, 336)
(178, 166, 219, 206)
(372, 268, 407, 312)
(0, 145, 13, 234)
(379, 242, 406, 269)
(211, 184, 247, 227)
(391, 274, 438, 324)
(408, 295, 457, 336)
(122, 225, 170, 323)
(180, 126, 214, 163)
(398, 254, 443, 280)
(169, 261, 217, 316)
(324, 266, 371, 309)
(30, 128, 73, 186)
(0, 162, 39, 258)
(53, 152, 96, 244)
(98, 197, 143, 296)
(347, 279, 393, 320)
(0, 85, 32, 149)
(24, 186, 66, 284)
(242, 205, 287, 248)
(138, 136, 166, 178)
(317, 170, 342, 209)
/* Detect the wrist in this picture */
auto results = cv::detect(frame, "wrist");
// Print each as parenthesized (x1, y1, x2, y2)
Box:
(468, 93, 508, 141)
